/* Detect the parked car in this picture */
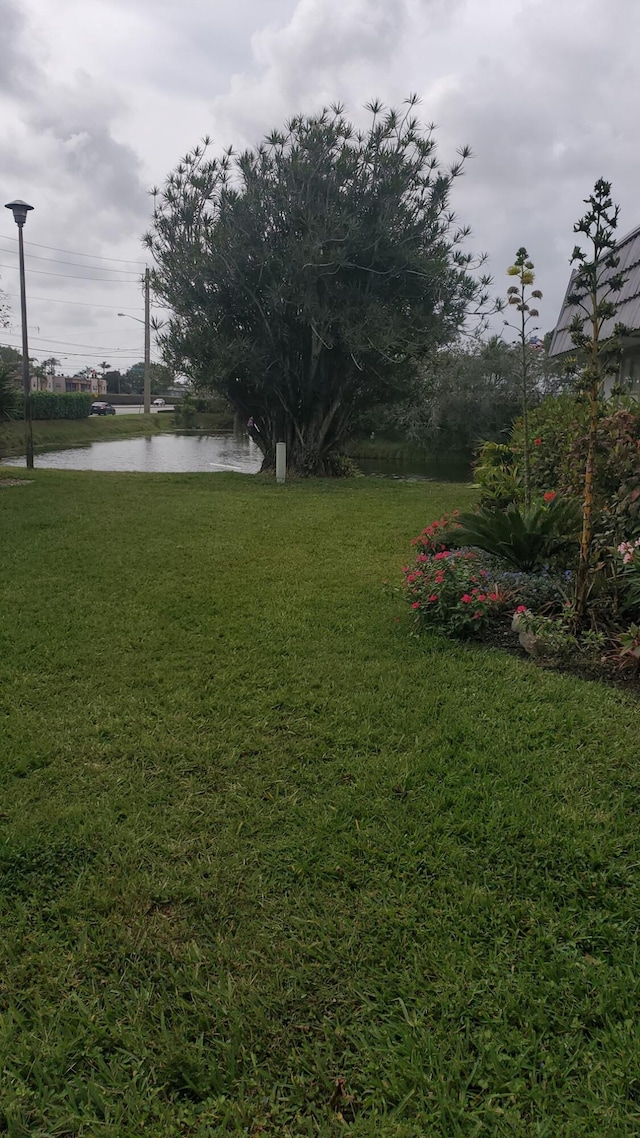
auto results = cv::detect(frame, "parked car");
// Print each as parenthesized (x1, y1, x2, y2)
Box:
(90, 401, 116, 416)
(153, 398, 166, 407)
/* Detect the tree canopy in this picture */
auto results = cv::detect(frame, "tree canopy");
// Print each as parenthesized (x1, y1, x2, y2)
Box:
(146, 98, 492, 474)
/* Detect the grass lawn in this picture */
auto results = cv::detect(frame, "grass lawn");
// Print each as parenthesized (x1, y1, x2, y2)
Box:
(0, 413, 172, 459)
(1, 470, 639, 1136)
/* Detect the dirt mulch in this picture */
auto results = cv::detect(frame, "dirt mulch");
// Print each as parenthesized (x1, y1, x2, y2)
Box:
(475, 621, 640, 697)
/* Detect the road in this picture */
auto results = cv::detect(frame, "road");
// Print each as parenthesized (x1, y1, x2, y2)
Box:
(113, 405, 175, 415)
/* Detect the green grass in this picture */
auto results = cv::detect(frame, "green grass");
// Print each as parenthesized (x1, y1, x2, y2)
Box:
(0, 470, 639, 1136)
(0, 413, 172, 458)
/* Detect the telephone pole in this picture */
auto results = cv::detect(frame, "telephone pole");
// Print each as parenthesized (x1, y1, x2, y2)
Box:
(143, 267, 151, 415)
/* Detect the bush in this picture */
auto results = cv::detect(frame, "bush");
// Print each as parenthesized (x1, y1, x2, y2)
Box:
(16, 392, 94, 420)
(486, 567, 572, 613)
(0, 366, 20, 421)
(509, 396, 640, 547)
(404, 548, 502, 636)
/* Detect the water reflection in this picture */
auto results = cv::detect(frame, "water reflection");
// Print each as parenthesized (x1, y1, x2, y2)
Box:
(4, 433, 471, 482)
(5, 432, 263, 474)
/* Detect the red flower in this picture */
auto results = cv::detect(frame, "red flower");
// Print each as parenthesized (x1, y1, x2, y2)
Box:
(435, 572, 445, 584)
(534, 437, 542, 446)
(487, 592, 499, 601)
(515, 605, 528, 614)
(411, 602, 420, 609)
(433, 551, 449, 561)
(543, 491, 556, 502)
(428, 594, 438, 602)
(461, 594, 472, 603)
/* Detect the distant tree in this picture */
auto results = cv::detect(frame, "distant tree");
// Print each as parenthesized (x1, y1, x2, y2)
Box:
(0, 345, 22, 380)
(106, 369, 123, 394)
(566, 179, 628, 617)
(504, 248, 543, 507)
(124, 360, 174, 396)
(0, 285, 9, 329)
(146, 98, 492, 475)
(390, 337, 529, 452)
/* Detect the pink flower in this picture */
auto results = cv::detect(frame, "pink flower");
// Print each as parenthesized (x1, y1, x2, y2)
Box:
(407, 574, 416, 583)
(433, 551, 449, 561)
(411, 602, 420, 609)
(543, 491, 556, 502)
(477, 594, 486, 602)
(461, 594, 472, 603)
(435, 572, 445, 584)
(515, 605, 528, 614)
(487, 592, 499, 601)
(473, 612, 481, 620)
(428, 594, 438, 602)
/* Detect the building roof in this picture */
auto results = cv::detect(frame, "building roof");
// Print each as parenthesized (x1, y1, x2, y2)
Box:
(548, 223, 640, 356)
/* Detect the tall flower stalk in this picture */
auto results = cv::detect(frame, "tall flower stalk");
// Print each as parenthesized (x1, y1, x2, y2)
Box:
(504, 248, 542, 509)
(566, 180, 627, 617)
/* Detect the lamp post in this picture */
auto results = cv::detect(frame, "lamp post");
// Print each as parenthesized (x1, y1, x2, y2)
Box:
(117, 267, 150, 414)
(4, 199, 34, 468)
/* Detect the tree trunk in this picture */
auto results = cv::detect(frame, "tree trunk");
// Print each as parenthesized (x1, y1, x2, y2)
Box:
(256, 400, 347, 476)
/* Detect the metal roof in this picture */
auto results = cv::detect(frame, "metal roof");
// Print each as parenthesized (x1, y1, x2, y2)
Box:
(548, 223, 640, 356)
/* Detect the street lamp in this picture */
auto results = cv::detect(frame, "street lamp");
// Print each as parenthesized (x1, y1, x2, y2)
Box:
(4, 199, 34, 467)
(117, 266, 150, 414)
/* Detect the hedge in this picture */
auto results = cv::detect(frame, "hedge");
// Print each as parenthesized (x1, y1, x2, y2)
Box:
(17, 392, 94, 419)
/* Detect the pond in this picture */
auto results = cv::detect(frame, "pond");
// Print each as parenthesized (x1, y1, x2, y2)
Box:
(4, 432, 471, 481)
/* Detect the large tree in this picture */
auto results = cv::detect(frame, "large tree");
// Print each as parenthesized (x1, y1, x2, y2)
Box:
(145, 99, 491, 475)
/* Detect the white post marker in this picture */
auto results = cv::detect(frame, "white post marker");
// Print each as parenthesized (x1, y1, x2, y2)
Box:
(276, 441, 286, 484)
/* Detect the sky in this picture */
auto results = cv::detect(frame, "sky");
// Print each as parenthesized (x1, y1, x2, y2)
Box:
(0, 0, 638, 375)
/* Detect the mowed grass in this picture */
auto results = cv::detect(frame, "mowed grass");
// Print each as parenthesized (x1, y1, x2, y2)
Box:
(0, 470, 639, 1137)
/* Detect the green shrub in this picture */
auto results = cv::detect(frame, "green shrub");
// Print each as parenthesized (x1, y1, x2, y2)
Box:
(474, 441, 522, 507)
(16, 392, 94, 420)
(441, 499, 581, 572)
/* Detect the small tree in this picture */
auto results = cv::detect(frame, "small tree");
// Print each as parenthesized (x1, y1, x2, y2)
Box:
(566, 180, 628, 617)
(504, 248, 542, 508)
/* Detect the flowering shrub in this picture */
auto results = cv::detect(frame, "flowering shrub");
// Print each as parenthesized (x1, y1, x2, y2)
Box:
(410, 513, 460, 558)
(617, 538, 640, 616)
(404, 547, 501, 636)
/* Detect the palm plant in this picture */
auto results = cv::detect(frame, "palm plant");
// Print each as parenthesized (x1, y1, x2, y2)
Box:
(442, 500, 581, 571)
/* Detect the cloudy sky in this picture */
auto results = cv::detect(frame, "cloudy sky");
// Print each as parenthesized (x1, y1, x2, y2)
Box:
(0, 0, 638, 374)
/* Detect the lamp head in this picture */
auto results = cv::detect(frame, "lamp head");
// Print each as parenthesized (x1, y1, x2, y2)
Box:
(4, 199, 34, 228)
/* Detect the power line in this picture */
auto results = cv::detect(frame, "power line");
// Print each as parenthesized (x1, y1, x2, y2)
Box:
(3, 334, 142, 350)
(0, 262, 140, 283)
(4, 291, 147, 312)
(0, 233, 146, 266)
(0, 241, 143, 275)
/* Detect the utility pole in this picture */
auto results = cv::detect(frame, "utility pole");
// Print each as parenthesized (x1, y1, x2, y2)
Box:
(144, 267, 151, 414)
